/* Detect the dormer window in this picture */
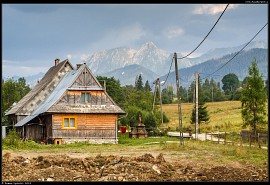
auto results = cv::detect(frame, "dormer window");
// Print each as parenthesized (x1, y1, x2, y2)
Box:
(82, 92, 91, 103)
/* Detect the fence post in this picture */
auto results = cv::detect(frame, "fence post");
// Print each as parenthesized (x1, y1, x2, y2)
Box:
(249, 134, 251, 147)
(205, 132, 207, 141)
(218, 133, 220, 144)
(232, 133, 234, 146)
(224, 132, 226, 145)
(258, 133, 261, 148)
(240, 132, 242, 147)
(211, 132, 213, 142)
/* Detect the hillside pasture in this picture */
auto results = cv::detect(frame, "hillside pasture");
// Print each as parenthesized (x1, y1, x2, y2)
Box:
(162, 101, 268, 133)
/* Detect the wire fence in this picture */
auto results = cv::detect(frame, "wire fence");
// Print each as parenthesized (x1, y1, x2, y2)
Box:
(204, 131, 268, 149)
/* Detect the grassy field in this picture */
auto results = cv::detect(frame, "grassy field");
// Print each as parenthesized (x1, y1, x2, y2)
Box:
(162, 101, 268, 133)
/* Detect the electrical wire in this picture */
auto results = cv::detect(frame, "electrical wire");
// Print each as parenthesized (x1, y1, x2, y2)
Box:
(177, 4, 229, 60)
(202, 22, 268, 80)
(161, 58, 174, 86)
(161, 4, 229, 87)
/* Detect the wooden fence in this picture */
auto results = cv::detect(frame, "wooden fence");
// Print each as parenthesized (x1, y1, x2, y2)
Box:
(204, 131, 268, 149)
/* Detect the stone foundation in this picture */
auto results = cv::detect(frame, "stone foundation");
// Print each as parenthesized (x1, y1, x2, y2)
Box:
(53, 138, 118, 144)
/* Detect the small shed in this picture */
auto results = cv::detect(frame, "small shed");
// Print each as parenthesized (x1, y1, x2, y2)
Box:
(129, 116, 148, 138)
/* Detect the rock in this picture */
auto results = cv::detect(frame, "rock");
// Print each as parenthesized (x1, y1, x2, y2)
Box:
(118, 176, 124, 181)
(201, 176, 208, 181)
(46, 177, 54, 181)
(152, 165, 161, 174)
(22, 159, 30, 166)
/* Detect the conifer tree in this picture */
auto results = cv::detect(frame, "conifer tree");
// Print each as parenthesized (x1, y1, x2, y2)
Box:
(135, 74, 144, 91)
(241, 59, 267, 135)
(190, 75, 210, 130)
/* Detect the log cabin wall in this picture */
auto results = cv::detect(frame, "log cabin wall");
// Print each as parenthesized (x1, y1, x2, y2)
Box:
(25, 124, 43, 142)
(52, 113, 118, 144)
(43, 115, 52, 139)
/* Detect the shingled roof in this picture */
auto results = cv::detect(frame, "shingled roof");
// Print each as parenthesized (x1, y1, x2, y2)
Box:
(14, 63, 125, 127)
(6, 59, 73, 116)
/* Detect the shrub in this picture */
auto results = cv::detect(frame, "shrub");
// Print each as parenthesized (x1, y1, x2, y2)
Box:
(3, 128, 20, 148)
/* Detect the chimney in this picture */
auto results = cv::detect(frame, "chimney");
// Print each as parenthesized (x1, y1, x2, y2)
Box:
(76, 64, 82, 69)
(55, 58, 60, 66)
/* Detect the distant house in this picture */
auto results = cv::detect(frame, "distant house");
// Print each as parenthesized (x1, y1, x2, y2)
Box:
(5, 59, 125, 144)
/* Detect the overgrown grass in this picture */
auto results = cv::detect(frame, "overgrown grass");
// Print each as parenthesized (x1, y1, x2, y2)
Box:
(159, 139, 268, 168)
(117, 133, 179, 145)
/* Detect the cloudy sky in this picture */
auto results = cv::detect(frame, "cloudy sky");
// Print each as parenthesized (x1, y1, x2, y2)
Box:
(2, 3, 268, 78)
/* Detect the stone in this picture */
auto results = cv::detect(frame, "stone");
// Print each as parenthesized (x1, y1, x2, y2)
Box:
(46, 177, 54, 181)
(152, 165, 161, 174)
(118, 176, 124, 181)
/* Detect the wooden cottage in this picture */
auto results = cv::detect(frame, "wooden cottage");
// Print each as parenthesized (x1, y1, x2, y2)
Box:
(5, 59, 125, 144)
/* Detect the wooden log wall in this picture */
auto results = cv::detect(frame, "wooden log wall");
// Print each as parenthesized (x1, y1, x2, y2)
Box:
(52, 113, 117, 139)
(25, 124, 43, 141)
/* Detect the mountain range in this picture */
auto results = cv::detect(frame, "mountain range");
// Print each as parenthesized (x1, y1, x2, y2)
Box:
(85, 40, 267, 87)
(159, 48, 268, 89)
(4, 40, 268, 89)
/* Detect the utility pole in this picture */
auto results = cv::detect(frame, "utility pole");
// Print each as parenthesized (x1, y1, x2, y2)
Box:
(193, 84, 195, 103)
(174, 52, 184, 145)
(152, 80, 158, 113)
(212, 85, 214, 102)
(157, 78, 164, 130)
(195, 71, 199, 140)
(187, 88, 189, 103)
(104, 80, 106, 92)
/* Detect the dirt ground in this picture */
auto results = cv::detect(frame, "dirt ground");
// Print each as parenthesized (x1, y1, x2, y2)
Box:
(2, 150, 268, 182)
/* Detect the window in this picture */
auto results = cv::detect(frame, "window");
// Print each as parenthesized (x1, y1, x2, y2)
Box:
(81, 92, 91, 103)
(62, 117, 77, 129)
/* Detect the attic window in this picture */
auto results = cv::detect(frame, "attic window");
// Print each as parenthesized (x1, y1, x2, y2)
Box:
(81, 92, 91, 103)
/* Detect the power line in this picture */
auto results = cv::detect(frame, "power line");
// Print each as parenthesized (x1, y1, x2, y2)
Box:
(202, 22, 268, 80)
(161, 4, 229, 87)
(161, 58, 174, 86)
(177, 4, 229, 60)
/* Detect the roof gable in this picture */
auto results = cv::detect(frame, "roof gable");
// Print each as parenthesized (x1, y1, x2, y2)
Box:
(70, 64, 103, 88)
(48, 64, 125, 114)
(6, 59, 74, 116)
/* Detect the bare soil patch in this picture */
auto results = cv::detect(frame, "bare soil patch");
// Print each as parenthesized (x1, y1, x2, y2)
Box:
(2, 150, 268, 182)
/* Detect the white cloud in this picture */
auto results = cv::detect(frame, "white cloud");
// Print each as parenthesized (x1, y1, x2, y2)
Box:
(3, 60, 48, 77)
(166, 26, 184, 39)
(67, 54, 72, 59)
(90, 22, 147, 50)
(192, 4, 239, 15)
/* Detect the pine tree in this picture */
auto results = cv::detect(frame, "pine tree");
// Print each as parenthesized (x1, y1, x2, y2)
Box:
(241, 59, 267, 135)
(144, 80, 151, 91)
(135, 74, 144, 91)
(190, 75, 210, 129)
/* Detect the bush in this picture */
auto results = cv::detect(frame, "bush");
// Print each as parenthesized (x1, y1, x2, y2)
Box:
(143, 112, 157, 128)
(163, 113, 170, 123)
(3, 128, 20, 148)
(147, 127, 167, 137)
